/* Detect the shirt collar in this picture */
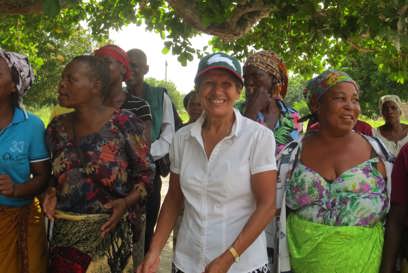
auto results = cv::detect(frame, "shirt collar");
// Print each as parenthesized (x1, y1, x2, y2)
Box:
(11, 107, 28, 125)
(190, 108, 243, 140)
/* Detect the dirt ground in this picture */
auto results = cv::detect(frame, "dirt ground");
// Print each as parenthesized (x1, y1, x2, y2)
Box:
(158, 176, 173, 273)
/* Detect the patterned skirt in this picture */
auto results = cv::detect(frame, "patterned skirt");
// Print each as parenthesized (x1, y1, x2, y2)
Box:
(0, 199, 47, 273)
(49, 210, 134, 273)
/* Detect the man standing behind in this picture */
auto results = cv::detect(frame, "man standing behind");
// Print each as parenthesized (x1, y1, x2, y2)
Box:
(126, 48, 175, 254)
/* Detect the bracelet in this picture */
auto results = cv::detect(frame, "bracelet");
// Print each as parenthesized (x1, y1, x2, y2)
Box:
(228, 247, 240, 263)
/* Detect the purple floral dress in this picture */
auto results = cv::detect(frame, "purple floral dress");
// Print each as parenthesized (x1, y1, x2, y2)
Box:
(286, 158, 389, 226)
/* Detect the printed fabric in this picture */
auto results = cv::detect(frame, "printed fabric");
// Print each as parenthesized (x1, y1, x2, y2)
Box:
(46, 110, 154, 273)
(303, 70, 359, 110)
(0, 199, 47, 273)
(243, 51, 288, 98)
(236, 100, 302, 155)
(286, 158, 389, 226)
(275, 134, 394, 273)
(0, 48, 34, 96)
(49, 210, 133, 273)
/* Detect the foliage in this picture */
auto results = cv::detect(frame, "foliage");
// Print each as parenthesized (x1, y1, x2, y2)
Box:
(0, 11, 106, 107)
(285, 74, 307, 107)
(342, 54, 408, 117)
(5, 1, 406, 79)
(27, 104, 54, 126)
(144, 77, 184, 112)
(212, 1, 407, 83)
(2, 0, 407, 112)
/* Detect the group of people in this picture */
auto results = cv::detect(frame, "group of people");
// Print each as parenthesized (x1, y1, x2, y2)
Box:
(0, 44, 407, 273)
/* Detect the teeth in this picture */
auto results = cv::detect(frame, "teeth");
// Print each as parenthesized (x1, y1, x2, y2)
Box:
(210, 99, 225, 104)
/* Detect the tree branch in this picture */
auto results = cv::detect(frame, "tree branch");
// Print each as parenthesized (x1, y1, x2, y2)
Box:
(0, 0, 43, 14)
(166, 0, 275, 41)
(346, 39, 376, 53)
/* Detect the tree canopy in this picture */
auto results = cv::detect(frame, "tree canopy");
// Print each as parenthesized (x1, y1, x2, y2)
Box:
(0, 0, 406, 114)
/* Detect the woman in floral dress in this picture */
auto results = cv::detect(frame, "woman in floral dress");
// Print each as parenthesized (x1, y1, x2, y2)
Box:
(43, 55, 154, 273)
(276, 70, 393, 273)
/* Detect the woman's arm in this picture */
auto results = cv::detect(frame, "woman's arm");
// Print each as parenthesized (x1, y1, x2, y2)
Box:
(100, 182, 148, 237)
(143, 119, 152, 149)
(0, 160, 50, 198)
(137, 172, 184, 273)
(101, 116, 155, 237)
(380, 204, 408, 273)
(204, 170, 277, 273)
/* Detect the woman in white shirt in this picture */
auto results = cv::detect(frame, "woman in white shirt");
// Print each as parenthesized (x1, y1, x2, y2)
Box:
(373, 95, 408, 156)
(137, 52, 278, 273)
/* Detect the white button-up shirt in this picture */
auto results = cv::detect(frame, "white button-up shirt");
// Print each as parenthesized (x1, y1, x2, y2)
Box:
(170, 109, 277, 273)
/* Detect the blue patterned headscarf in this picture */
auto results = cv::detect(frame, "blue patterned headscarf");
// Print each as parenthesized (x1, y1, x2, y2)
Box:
(303, 70, 359, 111)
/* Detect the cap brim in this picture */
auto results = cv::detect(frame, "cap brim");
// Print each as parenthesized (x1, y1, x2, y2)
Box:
(195, 66, 243, 84)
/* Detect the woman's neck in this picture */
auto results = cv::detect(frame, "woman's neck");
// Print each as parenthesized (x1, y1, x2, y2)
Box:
(316, 127, 355, 143)
(128, 82, 144, 98)
(108, 82, 126, 109)
(382, 120, 402, 131)
(203, 111, 235, 136)
(73, 102, 113, 128)
(0, 101, 14, 129)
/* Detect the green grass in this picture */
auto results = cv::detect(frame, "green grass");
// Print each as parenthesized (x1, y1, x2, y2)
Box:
(29, 105, 191, 126)
(27, 105, 54, 126)
(28, 105, 407, 129)
(360, 115, 408, 128)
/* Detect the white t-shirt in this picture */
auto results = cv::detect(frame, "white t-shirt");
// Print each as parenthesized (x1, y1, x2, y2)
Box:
(373, 128, 408, 156)
(170, 109, 277, 273)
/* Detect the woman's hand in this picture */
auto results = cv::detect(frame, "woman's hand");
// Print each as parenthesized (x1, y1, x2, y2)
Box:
(136, 251, 160, 273)
(100, 198, 127, 237)
(0, 174, 15, 197)
(245, 86, 272, 118)
(42, 187, 57, 219)
(136, 251, 161, 273)
(203, 252, 234, 273)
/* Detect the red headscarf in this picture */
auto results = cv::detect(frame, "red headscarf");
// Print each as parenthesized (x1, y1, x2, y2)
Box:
(94, 44, 131, 81)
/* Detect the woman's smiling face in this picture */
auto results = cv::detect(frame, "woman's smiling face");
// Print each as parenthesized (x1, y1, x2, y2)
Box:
(316, 82, 361, 133)
(197, 69, 241, 119)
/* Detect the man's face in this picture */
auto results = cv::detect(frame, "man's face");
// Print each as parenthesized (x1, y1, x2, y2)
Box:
(126, 51, 148, 87)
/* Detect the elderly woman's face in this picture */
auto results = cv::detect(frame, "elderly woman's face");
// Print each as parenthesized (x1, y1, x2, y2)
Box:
(58, 60, 99, 108)
(243, 65, 275, 99)
(104, 56, 124, 83)
(382, 101, 400, 123)
(317, 82, 360, 132)
(0, 57, 16, 101)
(198, 69, 241, 118)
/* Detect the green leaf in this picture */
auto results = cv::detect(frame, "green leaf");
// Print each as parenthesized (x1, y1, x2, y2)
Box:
(43, 0, 61, 17)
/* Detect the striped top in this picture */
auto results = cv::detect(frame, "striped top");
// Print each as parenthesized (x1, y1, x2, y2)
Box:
(122, 93, 152, 122)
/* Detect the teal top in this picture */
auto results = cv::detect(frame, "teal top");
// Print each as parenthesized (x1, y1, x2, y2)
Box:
(0, 108, 49, 207)
(143, 83, 164, 142)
